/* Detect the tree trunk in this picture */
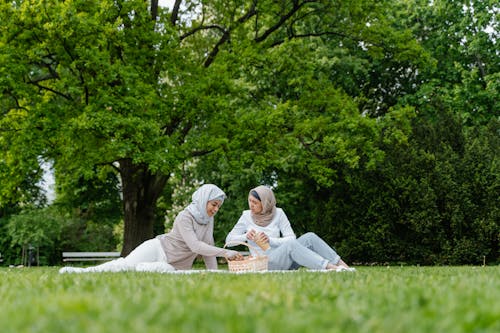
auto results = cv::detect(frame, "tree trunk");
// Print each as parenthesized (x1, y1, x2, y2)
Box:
(119, 158, 168, 256)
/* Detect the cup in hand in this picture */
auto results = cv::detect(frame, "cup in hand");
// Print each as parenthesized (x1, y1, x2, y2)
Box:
(254, 232, 270, 251)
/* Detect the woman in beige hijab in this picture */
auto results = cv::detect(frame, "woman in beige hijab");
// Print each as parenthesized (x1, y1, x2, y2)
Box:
(226, 185, 353, 271)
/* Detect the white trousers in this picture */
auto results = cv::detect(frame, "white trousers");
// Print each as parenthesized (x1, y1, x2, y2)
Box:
(60, 238, 175, 273)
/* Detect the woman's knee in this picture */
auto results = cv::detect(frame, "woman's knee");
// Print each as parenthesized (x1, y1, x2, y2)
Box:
(299, 232, 319, 242)
(282, 238, 300, 249)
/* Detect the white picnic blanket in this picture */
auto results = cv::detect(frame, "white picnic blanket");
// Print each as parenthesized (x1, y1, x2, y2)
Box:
(59, 263, 355, 274)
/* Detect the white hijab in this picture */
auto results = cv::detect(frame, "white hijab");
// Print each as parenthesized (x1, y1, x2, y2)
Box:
(185, 184, 226, 225)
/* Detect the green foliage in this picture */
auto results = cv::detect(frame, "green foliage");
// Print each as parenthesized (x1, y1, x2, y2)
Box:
(398, 0, 499, 125)
(1, 0, 237, 252)
(59, 216, 120, 254)
(54, 167, 123, 222)
(308, 110, 499, 265)
(6, 207, 63, 265)
(7, 208, 62, 249)
(0, 123, 46, 209)
(0, 217, 14, 265)
(4, 206, 120, 266)
(0, 266, 499, 333)
(0, 0, 498, 264)
(53, 170, 123, 254)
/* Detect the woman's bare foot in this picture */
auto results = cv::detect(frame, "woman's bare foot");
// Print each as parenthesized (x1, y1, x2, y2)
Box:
(326, 259, 355, 271)
(326, 263, 340, 270)
(338, 259, 350, 268)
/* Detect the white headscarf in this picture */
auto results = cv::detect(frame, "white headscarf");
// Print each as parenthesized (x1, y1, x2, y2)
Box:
(185, 184, 226, 225)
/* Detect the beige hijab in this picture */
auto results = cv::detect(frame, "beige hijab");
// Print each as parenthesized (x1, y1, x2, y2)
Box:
(250, 185, 277, 227)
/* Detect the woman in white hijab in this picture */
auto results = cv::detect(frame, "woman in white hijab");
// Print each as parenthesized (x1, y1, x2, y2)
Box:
(226, 185, 354, 271)
(60, 184, 242, 273)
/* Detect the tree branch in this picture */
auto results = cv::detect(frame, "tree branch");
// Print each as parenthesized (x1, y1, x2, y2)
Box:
(27, 81, 73, 100)
(180, 24, 226, 41)
(203, 30, 230, 67)
(254, 0, 313, 43)
(190, 148, 216, 157)
(269, 30, 361, 47)
(238, 0, 257, 24)
(150, 0, 159, 21)
(202, 2, 259, 67)
(170, 0, 182, 26)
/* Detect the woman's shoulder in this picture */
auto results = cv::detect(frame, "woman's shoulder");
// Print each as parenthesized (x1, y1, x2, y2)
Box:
(273, 208, 289, 221)
(174, 210, 212, 230)
(275, 207, 286, 216)
(174, 209, 195, 224)
(237, 210, 251, 220)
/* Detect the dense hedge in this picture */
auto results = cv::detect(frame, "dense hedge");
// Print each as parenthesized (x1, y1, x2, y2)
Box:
(271, 113, 499, 265)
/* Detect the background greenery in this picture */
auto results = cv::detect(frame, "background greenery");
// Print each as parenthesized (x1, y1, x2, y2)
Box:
(0, 266, 499, 333)
(0, 0, 498, 265)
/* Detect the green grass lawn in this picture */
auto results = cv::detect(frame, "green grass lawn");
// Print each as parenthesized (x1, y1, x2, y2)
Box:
(1, 266, 498, 333)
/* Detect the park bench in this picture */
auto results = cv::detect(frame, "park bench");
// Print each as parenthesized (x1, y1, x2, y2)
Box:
(62, 252, 121, 262)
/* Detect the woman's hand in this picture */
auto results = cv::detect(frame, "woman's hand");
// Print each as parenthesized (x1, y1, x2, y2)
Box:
(246, 229, 257, 241)
(255, 232, 269, 244)
(226, 250, 244, 261)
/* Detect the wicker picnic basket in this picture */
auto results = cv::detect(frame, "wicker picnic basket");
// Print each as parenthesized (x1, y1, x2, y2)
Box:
(223, 241, 268, 272)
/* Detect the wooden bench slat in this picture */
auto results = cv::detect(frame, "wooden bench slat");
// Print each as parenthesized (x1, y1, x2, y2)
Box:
(62, 258, 119, 261)
(63, 252, 120, 257)
(62, 252, 121, 262)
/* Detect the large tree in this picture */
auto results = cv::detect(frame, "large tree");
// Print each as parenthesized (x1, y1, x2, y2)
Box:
(1, 0, 391, 254)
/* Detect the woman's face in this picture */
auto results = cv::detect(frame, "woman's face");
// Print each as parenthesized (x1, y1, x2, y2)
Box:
(248, 195, 263, 214)
(206, 200, 222, 217)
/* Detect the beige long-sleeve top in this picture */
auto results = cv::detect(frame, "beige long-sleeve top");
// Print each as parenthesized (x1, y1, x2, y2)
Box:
(156, 209, 230, 270)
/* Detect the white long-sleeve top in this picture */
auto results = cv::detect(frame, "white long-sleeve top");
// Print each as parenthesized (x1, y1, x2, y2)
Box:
(225, 208, 296, 255)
